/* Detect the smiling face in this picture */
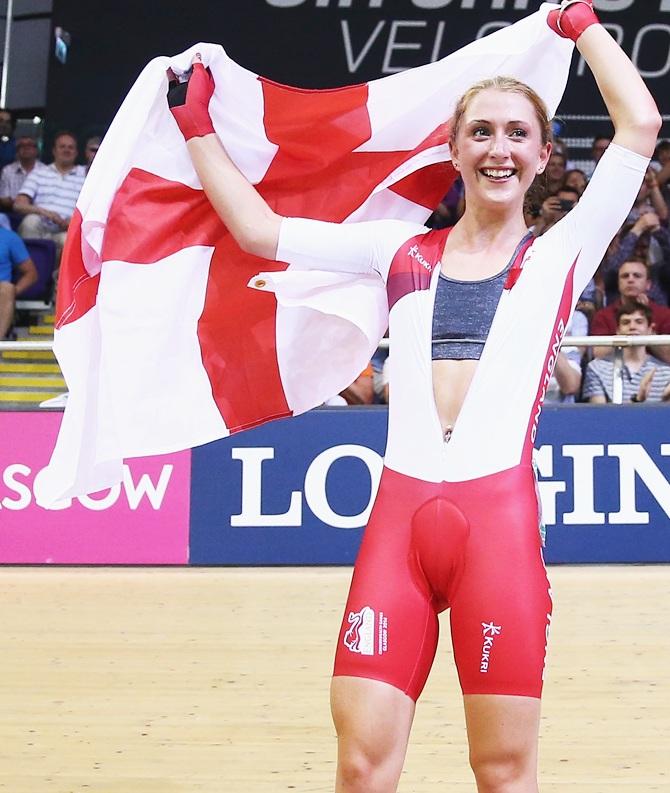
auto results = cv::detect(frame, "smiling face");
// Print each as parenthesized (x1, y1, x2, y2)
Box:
(450, 88, 551, 212)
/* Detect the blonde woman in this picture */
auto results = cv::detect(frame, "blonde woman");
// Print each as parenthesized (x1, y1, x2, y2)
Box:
(169, 3, 660, 790)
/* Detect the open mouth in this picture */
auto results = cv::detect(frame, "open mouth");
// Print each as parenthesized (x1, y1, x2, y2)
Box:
(480, 168, 517, 182)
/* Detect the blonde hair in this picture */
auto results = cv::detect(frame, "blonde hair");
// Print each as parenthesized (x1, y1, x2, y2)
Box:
(449, 76, 553, 148)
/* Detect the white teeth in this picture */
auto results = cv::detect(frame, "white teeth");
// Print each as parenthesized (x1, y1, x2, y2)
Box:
(482, 168, 514, 178)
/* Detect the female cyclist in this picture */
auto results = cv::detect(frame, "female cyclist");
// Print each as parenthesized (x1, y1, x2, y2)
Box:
(168, 2, 660, 790)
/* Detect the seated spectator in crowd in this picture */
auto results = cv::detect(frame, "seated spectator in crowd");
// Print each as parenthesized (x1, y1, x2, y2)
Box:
(83, 135, 101, 173)
(568, 133, 612, 178)
(544, 151, 566, 196)
(532, 185, 580, 237)
(12, 131, 85, 259)
(601, 212, 670, 305)
(0, 109, 16, 171)
(0, 136, 48, 212)
(591, 259, 670, 362)
(339, 362, 374, 405)
(324, 363, 374, 406)
(652, 138, 670, 203)
(544, 310, 587, 404)
(563, 168, 588, 195)
(428, 177, 464, 229)
(0, 227, 37, 339)
(552, 136, 569, 161)
(531, 185, 600, 314)
(381, 356, 391, 404)
(583, 301, 670, 403)
(627, 166, 668, 225)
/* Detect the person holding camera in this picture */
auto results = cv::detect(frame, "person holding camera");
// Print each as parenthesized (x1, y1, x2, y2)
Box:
(532, 184, 580, 237)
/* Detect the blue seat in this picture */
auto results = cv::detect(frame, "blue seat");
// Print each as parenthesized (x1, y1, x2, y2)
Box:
(17, 238, 57, 303)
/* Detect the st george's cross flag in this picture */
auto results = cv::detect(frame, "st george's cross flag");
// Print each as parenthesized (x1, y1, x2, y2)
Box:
(34, 4, 572, 506)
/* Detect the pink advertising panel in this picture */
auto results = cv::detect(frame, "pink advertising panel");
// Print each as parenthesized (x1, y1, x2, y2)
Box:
(0, 412, 190, 564)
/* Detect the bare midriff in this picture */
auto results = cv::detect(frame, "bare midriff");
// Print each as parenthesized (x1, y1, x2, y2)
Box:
(432, 359, 478, 438)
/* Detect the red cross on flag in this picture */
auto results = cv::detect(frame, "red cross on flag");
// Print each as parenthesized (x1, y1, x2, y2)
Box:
(35, 6, 572, 506)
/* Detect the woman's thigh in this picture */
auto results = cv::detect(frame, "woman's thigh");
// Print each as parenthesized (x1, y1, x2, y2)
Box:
(448, 470, 552, 698)
(333, 468, 443, 700)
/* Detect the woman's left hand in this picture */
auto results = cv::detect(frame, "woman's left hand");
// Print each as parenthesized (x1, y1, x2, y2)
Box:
(547, 1, 600, 43)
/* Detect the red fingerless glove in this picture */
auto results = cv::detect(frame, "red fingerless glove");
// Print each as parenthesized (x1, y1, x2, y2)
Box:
(167, 61, 216, 141)
(547, 1, 599, 43)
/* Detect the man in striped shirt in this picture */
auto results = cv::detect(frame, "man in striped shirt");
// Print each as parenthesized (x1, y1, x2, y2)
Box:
(12, 131, 85, 260)
(583, 300, 670, 403)
(0, 137, 48, 211)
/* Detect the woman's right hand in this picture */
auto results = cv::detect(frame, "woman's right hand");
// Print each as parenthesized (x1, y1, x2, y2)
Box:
(167, 57, 216, 141)
(169, 55, 282, 260)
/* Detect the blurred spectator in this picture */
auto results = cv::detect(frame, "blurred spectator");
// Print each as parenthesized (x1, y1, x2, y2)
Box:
(339, 362, 374, 405)
(583, 301, 670, 403)
(0, 227, 37, 339)
(601, 213, 670, 305)
(568, 134, 612, 178)
(0, 109, 16, 171)
(381, 356, 391, 404)
(523, 174, 545, 229)
(544, 151, 566, 196)
(13, 132, 85, 259)
(532, 185, 580, 237)
(0, 137, 48, 212)
(532, 185, 600, 313)
(563, 168, 588, 195)
(591, 260, 670, 362)
(428, 177, 464, 229)
(371, 344, 388, 404)
(83, 135, 102, 173)
(544, 310, 587, 404)
(627, 166, 668, 224)
(552, 137, 569, 161)
(653, 139, 670, 203)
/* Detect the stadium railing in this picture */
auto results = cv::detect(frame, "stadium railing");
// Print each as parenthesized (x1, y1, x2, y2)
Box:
(2, 336, 670, 406)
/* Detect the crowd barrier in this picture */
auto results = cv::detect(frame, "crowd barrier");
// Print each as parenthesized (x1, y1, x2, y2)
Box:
(1, 407, 669, 565)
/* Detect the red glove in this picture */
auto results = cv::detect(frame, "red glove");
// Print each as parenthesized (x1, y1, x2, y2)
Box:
(547, 1, 599, 43)
(167, 61, 215, 140)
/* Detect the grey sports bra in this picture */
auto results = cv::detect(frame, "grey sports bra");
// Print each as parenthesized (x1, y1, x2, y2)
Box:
(432, 232, 534, 360)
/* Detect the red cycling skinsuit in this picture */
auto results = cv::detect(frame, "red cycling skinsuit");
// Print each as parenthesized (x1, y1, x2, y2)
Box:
(274, 143, 648, 701)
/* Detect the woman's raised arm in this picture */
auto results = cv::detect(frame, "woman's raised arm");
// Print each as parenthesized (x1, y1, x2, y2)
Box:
(548, 1, 661, 157)
(168, 57, 282, 260)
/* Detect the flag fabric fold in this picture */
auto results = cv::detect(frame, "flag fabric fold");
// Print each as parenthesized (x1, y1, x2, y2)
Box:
(35, 3, 572, 506)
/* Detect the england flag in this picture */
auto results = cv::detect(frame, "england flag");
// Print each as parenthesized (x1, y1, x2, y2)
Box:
(35, 4, 572, 506)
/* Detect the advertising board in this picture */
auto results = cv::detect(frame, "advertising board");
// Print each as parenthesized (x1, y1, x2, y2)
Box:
(0, 412, 191, 564)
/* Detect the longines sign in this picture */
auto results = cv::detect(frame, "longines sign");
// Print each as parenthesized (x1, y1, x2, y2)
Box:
(189, 406, 670, 565)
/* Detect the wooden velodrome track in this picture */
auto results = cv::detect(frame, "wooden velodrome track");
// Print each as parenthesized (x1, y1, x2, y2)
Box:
(0, 565, 667, 792)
